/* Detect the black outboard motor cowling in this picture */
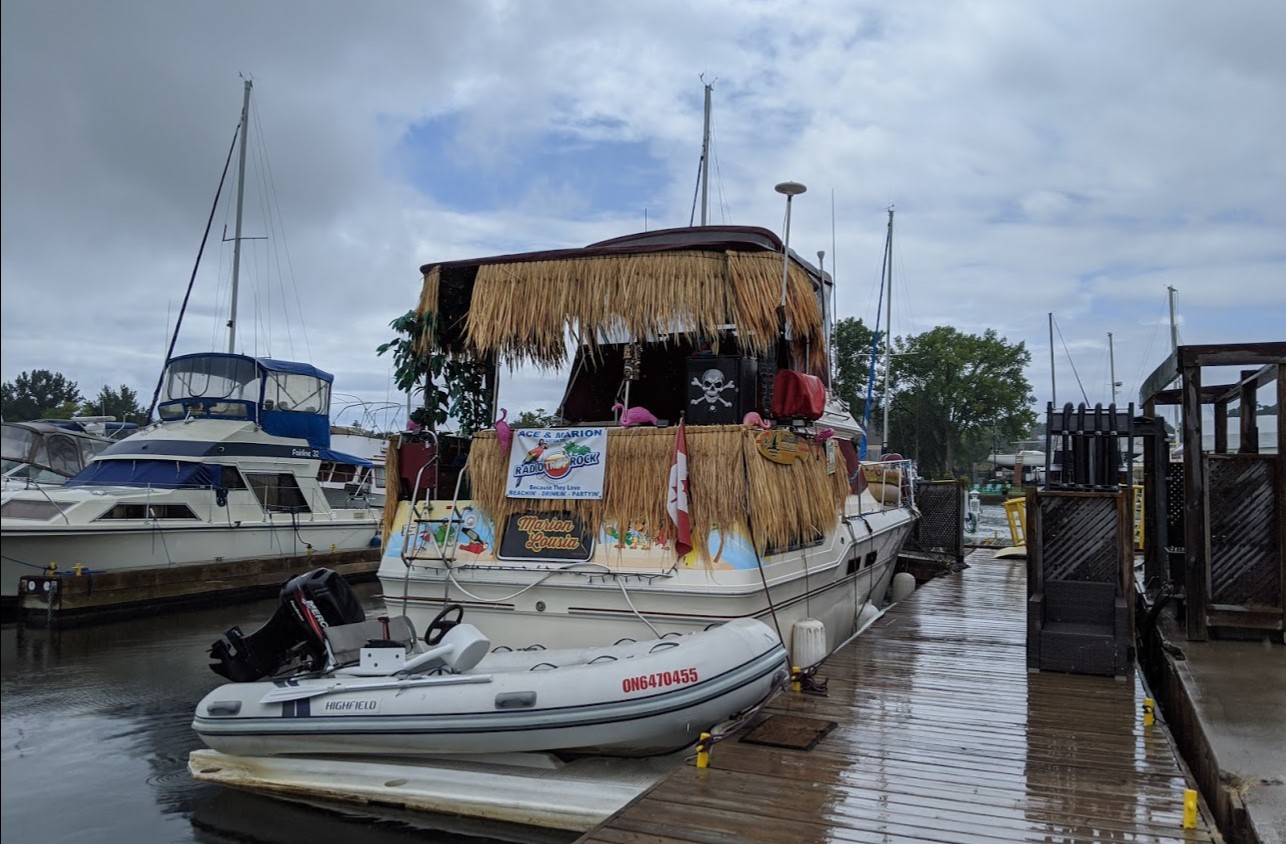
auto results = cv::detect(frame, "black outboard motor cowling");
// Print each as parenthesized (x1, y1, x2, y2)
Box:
(207, 567, 367, 682)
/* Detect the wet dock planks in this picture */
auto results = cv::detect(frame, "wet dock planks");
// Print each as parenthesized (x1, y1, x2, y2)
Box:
(578, 551, 1216, 844)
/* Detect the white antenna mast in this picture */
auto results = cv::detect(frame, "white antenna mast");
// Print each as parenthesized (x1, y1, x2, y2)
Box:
(700, 80, 712, 226)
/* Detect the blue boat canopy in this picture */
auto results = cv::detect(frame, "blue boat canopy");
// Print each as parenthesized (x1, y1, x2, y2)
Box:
(66, 459, 219, 489)
(319, 448, 373, 468)
(156, 353, 337, 449)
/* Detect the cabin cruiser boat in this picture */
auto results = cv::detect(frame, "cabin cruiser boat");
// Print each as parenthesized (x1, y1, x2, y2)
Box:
(320, 425, 389, 508)
(378, 225, 918, 663)
(1, 419, 120, 496)
(194, 567, 788, 758)
(0, 353, 380, 603)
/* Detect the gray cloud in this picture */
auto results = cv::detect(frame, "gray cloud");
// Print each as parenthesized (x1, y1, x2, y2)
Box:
(3, 0, 1283, 429)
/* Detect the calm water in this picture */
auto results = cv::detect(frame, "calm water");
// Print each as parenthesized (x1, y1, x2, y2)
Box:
(0, 582, 573, 844)
(973, 502, 1017, 542)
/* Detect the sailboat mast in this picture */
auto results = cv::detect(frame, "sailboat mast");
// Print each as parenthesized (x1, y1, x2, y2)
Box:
(1048, 312, 1056, 407)
(699, 82, 712, 226)
(1108, 331, 1117, 405)
(1167, 285, 1178, 352)
(880, 208, 894, 454)
(227, 79, 252, 354)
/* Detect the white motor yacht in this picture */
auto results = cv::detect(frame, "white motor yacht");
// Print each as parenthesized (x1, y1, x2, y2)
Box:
(377, 225, 918, 663)
(1, 353, 380, 603)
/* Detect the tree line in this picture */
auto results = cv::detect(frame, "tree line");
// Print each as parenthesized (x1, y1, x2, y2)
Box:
(1, 370, 149, 425)
(831, 318, 1037, 479)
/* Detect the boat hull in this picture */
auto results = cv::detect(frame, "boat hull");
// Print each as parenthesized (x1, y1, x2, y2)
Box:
(193, 617, 789, 758)
(379, 496, 914, 659)
(1, 516, 379, 598)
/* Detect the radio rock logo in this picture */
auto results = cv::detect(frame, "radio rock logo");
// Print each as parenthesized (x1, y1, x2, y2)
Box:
(513, 437, 601, 483)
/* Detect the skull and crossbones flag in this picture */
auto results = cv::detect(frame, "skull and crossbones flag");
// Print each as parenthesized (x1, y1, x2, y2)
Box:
(666, 418, 693, 558)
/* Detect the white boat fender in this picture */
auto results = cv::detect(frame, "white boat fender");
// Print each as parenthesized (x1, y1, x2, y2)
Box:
(890, 571, 916, 603)
(789, 619, 827, 669)
(857, 603, 881, 630)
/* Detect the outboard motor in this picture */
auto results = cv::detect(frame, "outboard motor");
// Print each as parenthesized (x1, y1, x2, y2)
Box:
(208, 568, 367, 682)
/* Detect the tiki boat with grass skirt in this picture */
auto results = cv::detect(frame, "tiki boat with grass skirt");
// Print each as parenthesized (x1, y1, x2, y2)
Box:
(377, 225, 917, 666)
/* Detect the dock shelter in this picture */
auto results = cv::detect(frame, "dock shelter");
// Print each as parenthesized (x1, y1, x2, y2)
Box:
(1137, 342, 1285, 641)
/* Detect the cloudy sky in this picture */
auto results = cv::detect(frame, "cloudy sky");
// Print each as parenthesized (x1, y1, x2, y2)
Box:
(3, 0, 1283, 433)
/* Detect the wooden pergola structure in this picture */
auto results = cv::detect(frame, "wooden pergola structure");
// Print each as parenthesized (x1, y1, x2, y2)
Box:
(1138, 342, 1286, 640)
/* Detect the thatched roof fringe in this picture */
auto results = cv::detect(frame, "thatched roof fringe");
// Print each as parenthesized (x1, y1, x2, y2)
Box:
(464, 425, 844, 562)
(413, 266, 441, 355)
(450, 250, 822, 366)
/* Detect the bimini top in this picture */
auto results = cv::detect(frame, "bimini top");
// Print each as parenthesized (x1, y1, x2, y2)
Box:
(155, 353, 342, 451)
(414, 224, 827, 370)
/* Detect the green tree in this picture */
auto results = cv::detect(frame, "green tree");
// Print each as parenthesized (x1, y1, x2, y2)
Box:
(883, 327, 1036, 476)
(514, 408, 559, 427)
(81, 384, 148, 425)
(1, 370, 83, 421)
(377, 310, 492, 435)
(830, 317, 880, 424)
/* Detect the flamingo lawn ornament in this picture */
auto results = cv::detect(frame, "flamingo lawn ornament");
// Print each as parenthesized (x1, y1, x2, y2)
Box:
(814, 427, 835, 443)
(494, 408, 512, 454)
(612, 402, 659, 427)
(742, 411, 771, 430)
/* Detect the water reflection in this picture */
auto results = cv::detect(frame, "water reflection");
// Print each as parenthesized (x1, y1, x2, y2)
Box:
(0, 585, 573, 844)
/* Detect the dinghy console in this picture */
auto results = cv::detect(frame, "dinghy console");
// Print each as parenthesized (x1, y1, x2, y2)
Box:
(207, 569, 491, 682)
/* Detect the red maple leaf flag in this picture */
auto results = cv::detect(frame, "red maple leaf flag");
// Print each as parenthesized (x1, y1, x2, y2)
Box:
(666, 418, 693, 558)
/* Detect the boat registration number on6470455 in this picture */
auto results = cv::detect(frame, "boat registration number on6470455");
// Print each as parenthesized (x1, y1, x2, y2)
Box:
(622, 668, 698, 694)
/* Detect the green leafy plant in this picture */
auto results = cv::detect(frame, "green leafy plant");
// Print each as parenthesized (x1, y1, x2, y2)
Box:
(377, 310, 492, 435)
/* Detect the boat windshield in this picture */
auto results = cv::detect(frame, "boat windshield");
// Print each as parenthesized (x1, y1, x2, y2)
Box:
(1, 424, 35, 462)
(262, 370, 330, 415)
(0, 425, 87, 479)
(159, 355, 259, 420)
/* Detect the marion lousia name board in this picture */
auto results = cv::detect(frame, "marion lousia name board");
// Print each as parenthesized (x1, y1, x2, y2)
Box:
(505, 428, 607, 499)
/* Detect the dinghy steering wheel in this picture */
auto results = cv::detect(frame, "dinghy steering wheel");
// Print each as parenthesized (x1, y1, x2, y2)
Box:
(424, 603, 465, 645)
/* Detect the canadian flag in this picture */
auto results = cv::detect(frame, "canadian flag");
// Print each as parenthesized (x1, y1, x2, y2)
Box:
(666, 418, 693, 558)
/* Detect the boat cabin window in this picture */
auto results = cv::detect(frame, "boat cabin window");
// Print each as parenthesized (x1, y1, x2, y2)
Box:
(244, 472, 310, 512)
(45, 434, 82, 477)
(215, 465, 248, 489)
(95, 503, 198, 520)
(159, 356, 259, 420)
(262, 371, 330, 415)
(318, 461, 357, 484)
(0, 499, 71, 521)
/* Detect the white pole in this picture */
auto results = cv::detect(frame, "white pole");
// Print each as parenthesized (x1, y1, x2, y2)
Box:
(227, 79, 252, 354)
(1167, 285, 1179, 352)
(1048, 312, 1057, 408)
(775, 182, 806, 314)
(881, 209, 893, 454)
(817, 249, 830, 388)
(700, 83, 711, 226)
(1108, 331, 1118, 405)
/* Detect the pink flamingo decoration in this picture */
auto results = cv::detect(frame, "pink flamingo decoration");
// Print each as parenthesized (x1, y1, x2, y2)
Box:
(742, 411, 771, 430)
(494, 408, 512, 454)
(612, 402, 660, 427)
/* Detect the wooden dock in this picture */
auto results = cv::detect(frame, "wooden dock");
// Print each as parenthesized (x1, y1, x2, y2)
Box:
(578, 551, 1217, 844)
(16, 550, 379, 626)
